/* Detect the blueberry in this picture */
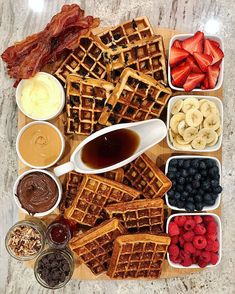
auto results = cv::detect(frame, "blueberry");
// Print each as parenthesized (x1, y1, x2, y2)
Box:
(198, 189, 204, 195)
(192, 159, 200, 168)
(209, 166, 219, 177)
(203, 193, 212, 204)
(172, 179, 177, 186)
(177, 200, 185, 208)
(185, 201, 195, 212)
(167, 172, 175, 180)
(187, 177, 193, 182)
(194, 194, 202, 202)
(188, 197, 194, 202)
(201, 181, 210, 190)
(192, 181, 200, 189)
(211, 179, 219, 187)
(182, 191, 189, 198)
(201, 170, 207, 177)
(199, 161, 207, 169)
(213, 185, 222, 194)
(178, 159, 184, 167)
(212, 193, 219, 200)
(195, 202, 204, 211)
(205, 159, 215, 168)
(214, 174, 220, 180)
(180, 194, 186, 201)
(178, 177, 185, 185)
(176, 184, 184, 192)
(206, 198, 216, 206)
(175, 192, 181, 199)
(181, 169, 188, 177)
(169, 198, 176, 206)
(194, 173, 202, 181)
(183, 160, 191, 169)
(167, 189, 175, 197)
(185, 184, 193, 193)
(188, 167, 196, 175)
(168, 166, 177, 172)
(175, 171, 181, 178)
(170, 159, 178, 167)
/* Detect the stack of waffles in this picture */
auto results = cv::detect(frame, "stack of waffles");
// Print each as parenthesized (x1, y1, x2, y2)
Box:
(53, 17, 172, 135)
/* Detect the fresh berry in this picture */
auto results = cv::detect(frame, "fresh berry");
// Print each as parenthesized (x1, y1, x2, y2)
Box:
(204, 39, 224, 64)
(206, 233, 217, 241)
(194, 215, 203, 224)
(211, 240, 219, 252)
(174, 216, 187, 227)
(183, 73, 205, 92)
(194, 224, 206, 235)
(207, 64, 220, 89)
(198, 260, 208, 268)
(181, 257, 193, 267)
(200, 251, 211, 263)
(170, 235, 179, 244)
(179, 249, 190, 260)
(171, 64, 191, 86)
(183, 231, 195, 242)
(207, 221, 217, 234)
(170, 255, 182, 264)
(205, 239, 214, 251)
(185, 55, 202, 73)
(169, 47, 190, 66)
(172, 40, 182, 49)
(210, 252, 219, 265)
(182, 31, 204, 54)
(184, 219, 196, 231)
(168, 244, 180, 257)
(206, 39, 220, 48)
(184, 242, 196, 254)
(193, 52, 213, 72)
(193, 235, 207, 249)
(194, 249, 202, 257)
(179, 236, 185, 247)
(168, 222, 180, 236)
(201, 75, 209, 90)
(203, 216, 215, 223)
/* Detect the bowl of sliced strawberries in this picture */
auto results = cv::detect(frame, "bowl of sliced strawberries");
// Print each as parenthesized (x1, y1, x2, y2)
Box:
(168, 31, 224, 92)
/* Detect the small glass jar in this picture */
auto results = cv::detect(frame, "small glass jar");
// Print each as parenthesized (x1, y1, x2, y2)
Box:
(5, 219, 46, 261)
(34, 248, 74, 289)
(46, 221, 71, 249)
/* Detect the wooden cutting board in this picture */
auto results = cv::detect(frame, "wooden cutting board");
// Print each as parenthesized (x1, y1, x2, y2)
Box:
(18, 27, 222, 279)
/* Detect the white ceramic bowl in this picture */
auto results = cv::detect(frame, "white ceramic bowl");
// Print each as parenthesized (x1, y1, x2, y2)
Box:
(16, 72, 65, 121)
(168, 34, 224, 92)
(166, 212, 222, 268)
(13, 169, 62, 217)
(166, 95, 223, 152)
(16, 121, 65, 169)
(165, 155, 222, 211)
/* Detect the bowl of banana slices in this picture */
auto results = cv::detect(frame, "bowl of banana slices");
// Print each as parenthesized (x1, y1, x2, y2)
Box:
(167, 95, 223, 152)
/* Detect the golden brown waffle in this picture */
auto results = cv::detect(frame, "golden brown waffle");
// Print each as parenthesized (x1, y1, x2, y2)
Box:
(98, 68, 172, 126)
(123, 154, 172, 199)
(97, 17, 154, 48)
(69, 218, 127, 275)
(101, 168, 124, 183)
(104, 35, 167, 84)
(64, 174, 141, 227)
(66, 74, 114, 135)
(104, 198, 164, 233)
(107, 234, 171, 279)
(54, 34, 108, 84)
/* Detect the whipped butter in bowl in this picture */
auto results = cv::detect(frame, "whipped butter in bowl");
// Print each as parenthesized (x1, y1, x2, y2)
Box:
(16, 72, 65, 120)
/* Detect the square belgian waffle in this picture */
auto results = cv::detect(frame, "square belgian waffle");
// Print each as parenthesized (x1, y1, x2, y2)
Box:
(66, 74, 114, 135)
(97, 17, 154, 48)
(107, 234, 171, 279)
(64, 174, 141, 227)
(54, 34, 108, 84)
(69, 218, 127, 275)
(104, 35, 167, 84)
(104, 198, 164, 233)
(98, 68, 172, 126)
(123, 154, 172, 199)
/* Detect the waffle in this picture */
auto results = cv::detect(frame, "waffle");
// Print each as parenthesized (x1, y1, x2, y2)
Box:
(54, 34, 108, 84)
(69, 218, 127, 275)
(97, 17, 154, 48)
(107, 234, 171, 279)
(98, 68, 172, 126)
(104, 198, 164, 233)
(60, 169, 125, 212)
(64, 174, 141, 227)
(104, 35, 167, 84)
(123, 154, 172, 199)
(66, 74, 114, 135)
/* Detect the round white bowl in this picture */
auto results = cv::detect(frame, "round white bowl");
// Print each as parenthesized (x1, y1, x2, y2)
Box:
(13, 169, 62, 217)
(168, 34, 224, 92)
(166, 212, 222, 268)
(16, 121, 65, 169)
(165, 155, 222, 211)
(16, 72, 65, 121)
(166, 95, 223, 152)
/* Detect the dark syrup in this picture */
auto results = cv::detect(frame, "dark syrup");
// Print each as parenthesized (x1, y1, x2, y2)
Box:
(81, 129, 140, 169)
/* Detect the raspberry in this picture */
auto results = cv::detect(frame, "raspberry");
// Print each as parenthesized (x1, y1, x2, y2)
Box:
(184, 242, 196, 254)
(194, 249, 202, 256)
(183, 231, 195, 242)
(203, 215, 215, 223)
(179, 236, 185, 247)
(179, 250, 190, 261)
(205, 239, 214, 251)
(193, 235, 207, 249)
(174, 216, 187, 226)
(206, 233, 217, 241)
(198, 259, 208, 268)
(170, 235, 179, 244)
(168, 222, 180, 236)
(200, 251, 211, 263)
(179, 227, 185, 235)
(192, 254, 198, 264)
(194, 215, 203, 224)
(211, 240, 219, 252)
(207, 221, 217, 234)
(184, 219, 196, 231)
(210, 252, 219, 265)
(170, 255, 182, 264)
(181, 257, 193, 267)
(168, 244, 180, 257)
(194, 224, 206, 235)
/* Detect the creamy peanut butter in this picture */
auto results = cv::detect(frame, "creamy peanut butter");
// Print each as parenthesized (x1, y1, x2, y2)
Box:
(19, 123, 62, 167)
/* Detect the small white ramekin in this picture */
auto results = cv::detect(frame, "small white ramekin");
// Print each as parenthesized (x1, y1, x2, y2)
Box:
(13, 169, 62, 217)
(166, 212, 222, 268)
(16, 121, 65, 169)
(168, 34, 224, 92)
(16, 72, 65, 121)
(166, 95, 223, 152)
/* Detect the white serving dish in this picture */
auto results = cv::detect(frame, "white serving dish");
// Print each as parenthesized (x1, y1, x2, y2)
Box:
(166, 212, 222, 268)
(165, 155, 222, 211)
(166, 95, 223, 152)
(168, 34, 224, 92)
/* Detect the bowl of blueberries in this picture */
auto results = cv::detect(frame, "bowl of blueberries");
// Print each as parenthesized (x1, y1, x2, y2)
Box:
(165, 155, 222, 212)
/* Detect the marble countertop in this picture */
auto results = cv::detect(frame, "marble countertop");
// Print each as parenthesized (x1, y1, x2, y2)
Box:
(0, 0, 235, 293)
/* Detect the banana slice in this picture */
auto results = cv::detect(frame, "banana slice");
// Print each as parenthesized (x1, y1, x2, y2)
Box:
(200, 101, 219, 117)
(169, 128, 176, 143)
(185, 109, 203, 127)
(183, 127, 198, 142)
(198, 128, 217, 144)
(171, 99, 183, 115)
(173, 140, 192, 150)
(170, 112, 185, 133)
(203, 114, 220, 130)
(175, 134, 191, 145)
(207, 132, 219, 147)
(199, 99, 209, 107)
(182, 97, 199, 113)
(216, 126, 222, 136)
(191, 136, 206, 150)
(178, 120, 187, 136)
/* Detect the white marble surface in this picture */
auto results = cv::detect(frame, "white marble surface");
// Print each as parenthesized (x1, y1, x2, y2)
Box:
(0, 0, 235, 293)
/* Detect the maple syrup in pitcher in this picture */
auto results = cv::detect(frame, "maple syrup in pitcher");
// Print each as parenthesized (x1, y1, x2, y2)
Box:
(81, 129, 140, 169)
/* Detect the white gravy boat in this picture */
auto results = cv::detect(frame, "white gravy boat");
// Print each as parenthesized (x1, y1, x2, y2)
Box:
(54, 119, 167, 177)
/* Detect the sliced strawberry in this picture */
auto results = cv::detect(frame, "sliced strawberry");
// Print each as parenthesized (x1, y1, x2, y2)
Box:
(185, 56, 202, 73)
(169, 47, 190, 66)
(182, 31, 204, 54)
(207, 39, 220, 48)
(171, 64, 191, 87)
(201, 75, 209, 90)
(183, 73, 205, 91)
(207, 64, 220, 89)
(193, 52, 213, 72)
(204, 39, 224, 64)
(172, 40, 182, 49)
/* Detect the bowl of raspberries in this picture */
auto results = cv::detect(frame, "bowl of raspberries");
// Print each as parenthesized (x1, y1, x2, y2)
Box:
(166, 213, 221, 268)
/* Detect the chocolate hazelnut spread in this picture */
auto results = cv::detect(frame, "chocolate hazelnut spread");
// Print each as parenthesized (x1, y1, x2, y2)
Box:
(16, 172, 58, 214)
